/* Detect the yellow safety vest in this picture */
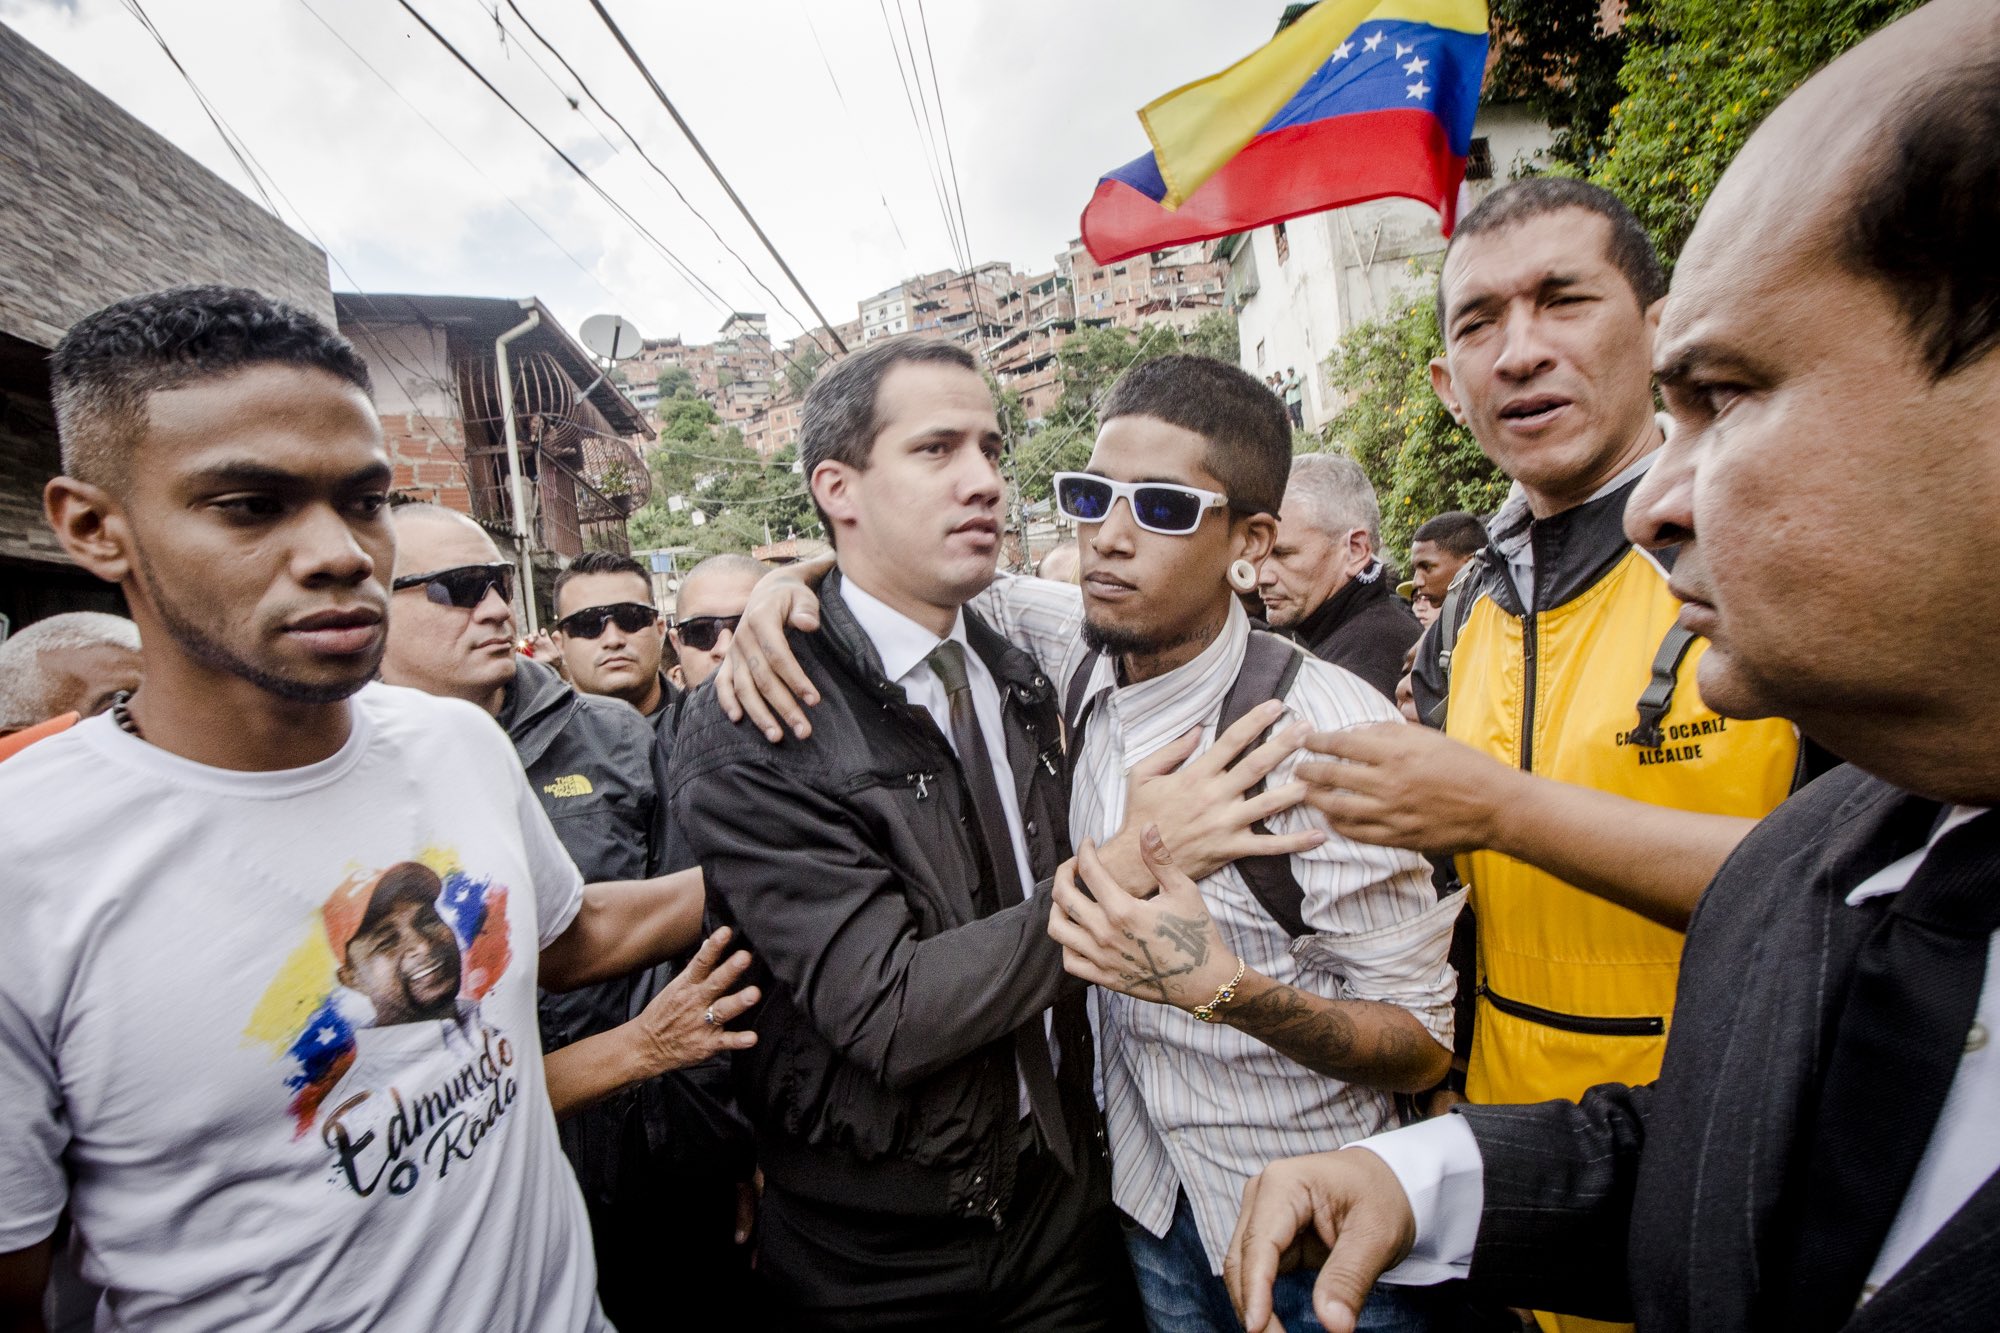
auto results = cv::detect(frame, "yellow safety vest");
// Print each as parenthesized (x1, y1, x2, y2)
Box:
(1445, 545, 1799, 1107)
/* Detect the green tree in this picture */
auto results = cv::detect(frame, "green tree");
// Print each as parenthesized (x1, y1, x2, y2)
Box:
(655, 364, 696, 400)
(1184, 311, 1241, 364)
(1593, 0, 1922, 261)
(1486, 0, 1630, 171)
(1322, 299, 1509, 558)
(783, 346, 827, 399)
(626, 396, 813, 556)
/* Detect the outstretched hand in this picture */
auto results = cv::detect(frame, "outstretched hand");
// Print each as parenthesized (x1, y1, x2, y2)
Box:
(1098, 701, 1326, 894)
(630, 927, 759, 1077)
(1296, 722, 1520, 857)
(1224, 1148, 1418, 1333)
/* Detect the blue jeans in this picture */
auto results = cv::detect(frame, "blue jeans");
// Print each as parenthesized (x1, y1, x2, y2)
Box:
(1121, 1193, 1435, 1333)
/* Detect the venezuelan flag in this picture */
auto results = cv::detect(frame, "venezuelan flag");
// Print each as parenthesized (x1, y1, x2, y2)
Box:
(1080, 0, 1489, 265)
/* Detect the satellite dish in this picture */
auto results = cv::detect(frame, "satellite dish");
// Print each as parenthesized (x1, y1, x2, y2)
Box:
(580, 313, 643, 362)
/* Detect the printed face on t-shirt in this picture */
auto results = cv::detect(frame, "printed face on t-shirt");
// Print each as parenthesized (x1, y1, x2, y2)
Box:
(338, 899, 463, 1027)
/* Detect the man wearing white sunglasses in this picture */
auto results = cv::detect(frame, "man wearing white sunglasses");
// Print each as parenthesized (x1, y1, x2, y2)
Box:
(719, 354, 1460, 1333)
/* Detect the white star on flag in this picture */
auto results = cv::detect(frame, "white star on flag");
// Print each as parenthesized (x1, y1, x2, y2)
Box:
(1396, 42, 1414, 58)
(1407, 79, 1431, 99)
(1363, 30, 1384, 51)
(316, 1025, 337, 1046)
(1404, 55, 1430, 75)
(1333, 40, 1354, 59)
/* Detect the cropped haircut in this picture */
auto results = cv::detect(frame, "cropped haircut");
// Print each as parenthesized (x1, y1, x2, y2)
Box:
(554, 549, 652, 604)
(677, 553, 770, 615)
(1841, 54, 2000, 380)
(50, 286, 373, 490)
(1412, 510, 1490, 557)
(0, 612, 141, 732)
(1437, 179, 1666, 336)
(1285, 454, 1382, 551)
(1099, 355, 1291, 517)
(797, 336, 979, 540)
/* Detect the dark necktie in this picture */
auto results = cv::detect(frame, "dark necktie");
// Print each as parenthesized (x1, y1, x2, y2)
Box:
(926, 640, 1074, 1172)
(1787, 806, 1999, 1327)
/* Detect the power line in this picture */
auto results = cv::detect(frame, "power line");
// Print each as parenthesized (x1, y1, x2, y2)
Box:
(581, 0, 851, 354)
(876, 0, 965, 270)
(494, 0, 836, 360)
(296, 0, 626, 309)
(117, 0, 458, 460)
(796, 0, 913, 267)
(393, 0, 744, 321)
(895, 0, 969, 268)
(914, 0, 972, 265)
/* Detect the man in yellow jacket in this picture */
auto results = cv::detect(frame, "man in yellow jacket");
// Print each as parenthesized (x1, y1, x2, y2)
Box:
(1301, 179, 1803, 1333)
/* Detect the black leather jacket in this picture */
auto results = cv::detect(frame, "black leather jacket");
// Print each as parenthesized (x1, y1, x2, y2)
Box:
(669, 571, 1099, 1223)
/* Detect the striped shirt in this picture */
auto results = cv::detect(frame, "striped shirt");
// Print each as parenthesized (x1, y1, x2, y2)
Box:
(973, 573, 1461, 1271)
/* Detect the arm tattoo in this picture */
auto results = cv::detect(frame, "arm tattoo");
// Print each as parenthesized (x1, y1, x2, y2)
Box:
(1225, 982, 1444, 1087)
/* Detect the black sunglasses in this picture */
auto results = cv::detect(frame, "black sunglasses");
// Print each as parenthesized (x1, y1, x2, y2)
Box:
(391, 562, 515, 609)
(673, 614, 742, 652)
(557, 602, 659, 639)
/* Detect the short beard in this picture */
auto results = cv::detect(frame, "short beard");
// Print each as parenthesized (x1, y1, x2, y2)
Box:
(1081, 613, 1212, 662)
(135, 543, 378, 706)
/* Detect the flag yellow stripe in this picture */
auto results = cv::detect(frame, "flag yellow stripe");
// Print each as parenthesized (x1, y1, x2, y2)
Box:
(1140, 0, 1487, 208)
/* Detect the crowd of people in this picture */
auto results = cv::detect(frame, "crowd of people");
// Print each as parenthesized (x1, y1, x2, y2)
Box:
(1, 3, 1995, 1330)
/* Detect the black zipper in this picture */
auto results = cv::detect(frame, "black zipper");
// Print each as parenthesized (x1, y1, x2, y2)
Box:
(1477, 983, 1664, 1037)
(1521, 525, 1546, 773)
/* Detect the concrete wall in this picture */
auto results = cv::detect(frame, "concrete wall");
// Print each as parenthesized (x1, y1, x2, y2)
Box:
(0, 23, 332, 349)
(339, 322, 474, 516)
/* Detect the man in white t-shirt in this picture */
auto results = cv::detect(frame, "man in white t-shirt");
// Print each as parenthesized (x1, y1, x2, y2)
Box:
(0, 286, 753, 1331)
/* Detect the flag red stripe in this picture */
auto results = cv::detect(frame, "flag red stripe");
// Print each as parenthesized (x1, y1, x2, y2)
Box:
(1080, 108, 1467, 266)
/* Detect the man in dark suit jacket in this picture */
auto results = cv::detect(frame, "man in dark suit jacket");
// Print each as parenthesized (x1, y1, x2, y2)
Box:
(1222, 4, 2000, 1330)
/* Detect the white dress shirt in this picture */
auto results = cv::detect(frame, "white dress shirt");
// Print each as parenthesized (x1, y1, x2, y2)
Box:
(1363, 803, 1998, 1294)
(974, 575, 1460, 1272)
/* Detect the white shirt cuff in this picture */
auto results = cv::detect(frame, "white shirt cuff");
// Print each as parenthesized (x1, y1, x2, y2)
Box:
(1343, 1113, 1484, 1285)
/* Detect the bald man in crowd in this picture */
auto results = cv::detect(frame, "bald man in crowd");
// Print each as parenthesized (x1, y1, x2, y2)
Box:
(669, 554, 767, 694)
(1228, 5, 2000, 1330)
(0, 612, 142, 760)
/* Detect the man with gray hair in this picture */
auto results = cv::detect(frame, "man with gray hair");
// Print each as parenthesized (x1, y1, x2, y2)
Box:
(1256, 454, 1419, 699)
(0, 612, 142, 756)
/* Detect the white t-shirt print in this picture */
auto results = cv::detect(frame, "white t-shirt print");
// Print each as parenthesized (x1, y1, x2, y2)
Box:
(0, 683, 607, 1332)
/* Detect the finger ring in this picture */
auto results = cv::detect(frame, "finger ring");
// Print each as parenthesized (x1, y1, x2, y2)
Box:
(704, 1008, 720, 1027)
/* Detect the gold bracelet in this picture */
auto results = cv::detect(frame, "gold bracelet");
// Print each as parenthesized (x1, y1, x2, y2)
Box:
(1191, 957, 1247, 1023)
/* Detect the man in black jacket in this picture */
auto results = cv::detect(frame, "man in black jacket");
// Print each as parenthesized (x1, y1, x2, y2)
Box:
(673, 338, 1313, 1330)
(1224, 5, 2000, 1330)
(382, 504, 749, 1330)
(1256, 454, 1418, 700)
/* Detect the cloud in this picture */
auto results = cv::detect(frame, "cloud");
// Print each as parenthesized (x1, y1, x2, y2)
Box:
(4, 0, 1275, 345)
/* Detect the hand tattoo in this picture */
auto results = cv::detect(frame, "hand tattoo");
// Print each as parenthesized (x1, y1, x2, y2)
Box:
(1110, 910, 1214, 1004)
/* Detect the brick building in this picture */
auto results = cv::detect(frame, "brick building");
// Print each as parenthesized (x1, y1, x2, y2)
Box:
(0, 21, 335, 634)
(1059, 238, 1228, 332)
(334, 293, 653, 628)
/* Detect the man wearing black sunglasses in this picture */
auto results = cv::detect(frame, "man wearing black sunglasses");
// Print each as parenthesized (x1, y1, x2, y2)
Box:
(382, 504, 751, 1327)
(552, 550, 679, 733)
(669, 553, 767, 694)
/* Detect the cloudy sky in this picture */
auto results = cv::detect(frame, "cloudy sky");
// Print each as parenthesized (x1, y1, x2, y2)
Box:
(4, 0, 1282, 347)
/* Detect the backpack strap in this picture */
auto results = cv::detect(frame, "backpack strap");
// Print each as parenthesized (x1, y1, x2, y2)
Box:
(1217, 631, 1312, 939)
(1422, 566, 1483, 730)
(1063, 646, 1104, 750)
(1626, 623, 1699, 750)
